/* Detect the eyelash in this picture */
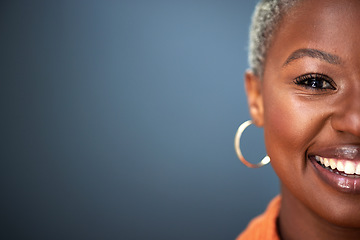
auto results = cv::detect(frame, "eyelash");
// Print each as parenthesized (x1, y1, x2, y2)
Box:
(293, 73, 336, 91)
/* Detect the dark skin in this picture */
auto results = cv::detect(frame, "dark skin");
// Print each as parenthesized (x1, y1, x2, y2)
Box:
(246, 0, 360, 239)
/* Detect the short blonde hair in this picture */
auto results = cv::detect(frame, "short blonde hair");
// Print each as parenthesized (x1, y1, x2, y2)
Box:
(249, 0, 300, 77)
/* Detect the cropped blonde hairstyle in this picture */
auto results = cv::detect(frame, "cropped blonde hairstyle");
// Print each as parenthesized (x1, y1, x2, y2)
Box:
(249, 0, 301, 77)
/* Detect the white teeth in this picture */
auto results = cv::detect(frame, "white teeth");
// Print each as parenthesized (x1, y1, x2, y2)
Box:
(329, 159, 337, 169)
(337, 161, 344, 172)
(344, 161, 356, 174)
(324, 158, 329, 167)
(356, 164, 360, 175)
(315, 156, 360, 176)
(315, 155, 322, 164)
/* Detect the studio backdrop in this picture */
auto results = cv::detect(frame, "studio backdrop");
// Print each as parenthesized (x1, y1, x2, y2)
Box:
(1, 1, 278, 239)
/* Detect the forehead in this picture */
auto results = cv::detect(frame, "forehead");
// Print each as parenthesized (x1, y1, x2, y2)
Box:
(265, 0, 360, 71)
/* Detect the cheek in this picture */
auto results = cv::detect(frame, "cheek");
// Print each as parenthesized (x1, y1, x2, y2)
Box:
(264, 94, 307, 154)
(262, 91, 324, 176)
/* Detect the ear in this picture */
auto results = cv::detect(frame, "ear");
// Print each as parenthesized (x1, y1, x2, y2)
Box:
(244, 70, 264, 127)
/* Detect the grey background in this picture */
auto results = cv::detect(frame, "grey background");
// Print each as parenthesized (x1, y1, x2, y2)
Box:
(1, 1, 279, 239)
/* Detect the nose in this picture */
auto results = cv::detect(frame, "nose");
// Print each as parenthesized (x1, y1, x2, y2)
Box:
(331, 91, 360, 137)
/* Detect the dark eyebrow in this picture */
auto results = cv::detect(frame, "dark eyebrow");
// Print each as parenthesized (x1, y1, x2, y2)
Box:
(283, 48, 342, 67)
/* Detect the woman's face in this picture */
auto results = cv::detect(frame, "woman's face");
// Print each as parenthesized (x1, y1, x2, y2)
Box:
(249, 0, 360, 227)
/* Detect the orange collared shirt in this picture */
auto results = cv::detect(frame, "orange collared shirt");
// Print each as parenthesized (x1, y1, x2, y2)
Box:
(236, 196, 281, 240)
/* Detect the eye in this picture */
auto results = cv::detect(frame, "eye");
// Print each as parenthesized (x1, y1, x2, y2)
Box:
(293, 73, 336, 90)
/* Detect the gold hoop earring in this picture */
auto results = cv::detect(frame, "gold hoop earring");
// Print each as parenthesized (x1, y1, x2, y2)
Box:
(234, 120, 270, 168)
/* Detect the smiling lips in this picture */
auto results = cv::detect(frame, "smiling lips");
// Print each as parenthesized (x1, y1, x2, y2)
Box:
(309, 145, 360, 193)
